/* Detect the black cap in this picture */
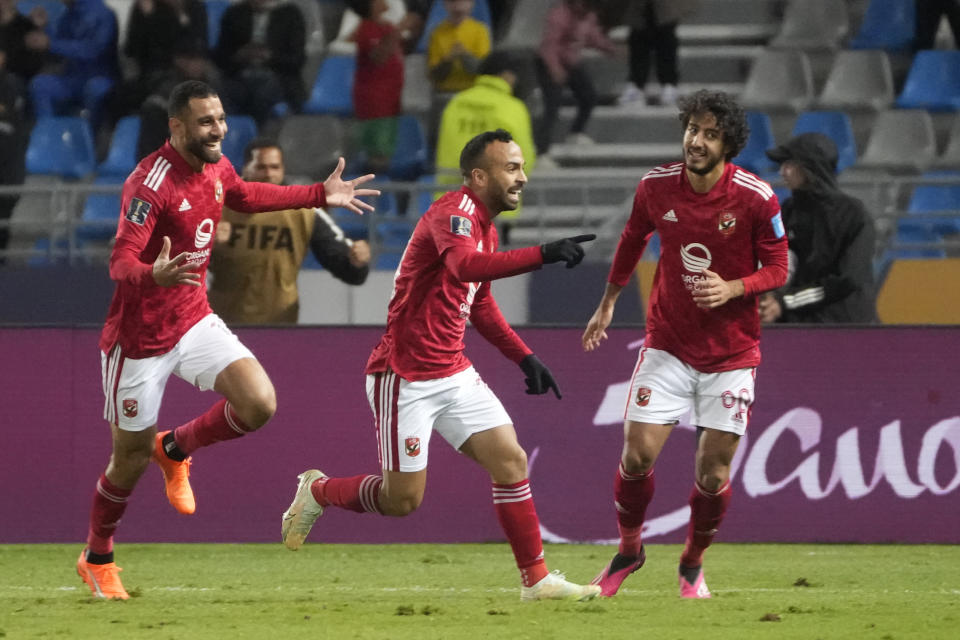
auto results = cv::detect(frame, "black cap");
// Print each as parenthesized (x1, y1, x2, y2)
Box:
(766, 132, 838, 172)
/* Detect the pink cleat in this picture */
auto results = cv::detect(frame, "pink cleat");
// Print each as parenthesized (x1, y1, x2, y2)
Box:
(591, 546, 646, 597)
(678, 565, 711, 599)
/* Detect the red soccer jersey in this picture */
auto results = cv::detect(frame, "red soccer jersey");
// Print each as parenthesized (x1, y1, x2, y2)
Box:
(366, 187, 540, 381)
(608, 161, 789, 372)
(99, 142, 327, 357)
(353, 19, 403, 120)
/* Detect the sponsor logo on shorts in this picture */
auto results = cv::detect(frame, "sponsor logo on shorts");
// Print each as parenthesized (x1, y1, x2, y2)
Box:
(125, 198, 151, 225)
(636, 386, 651, 407)
(405, 437, 421, 457)
(122, 398, 138, 418)
(718, 211, 737, 236)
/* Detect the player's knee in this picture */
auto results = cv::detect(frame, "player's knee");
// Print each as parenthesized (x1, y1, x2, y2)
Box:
(111, 444, 152, 481)
(622, 450, 656, 475)
(695, 470, 728, 493)
(234, 389, 277, 431)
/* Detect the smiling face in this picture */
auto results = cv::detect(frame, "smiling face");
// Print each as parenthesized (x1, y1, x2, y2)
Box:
(170, 95, 227, 168)
(682, 111, 728, 178)
(471, 140, 527, 214)
(243, 146, 285, 185)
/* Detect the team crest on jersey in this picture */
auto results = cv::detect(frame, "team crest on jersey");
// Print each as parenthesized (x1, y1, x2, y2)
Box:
(405, 437, 421, 457)
(718, 211, 737, 236)
(122, 398, 138, 418)
(636, 387, 651, 407)
(214, 179, 223, 203)
(450, 215, 472, 237)
(125, 198, 151, 225)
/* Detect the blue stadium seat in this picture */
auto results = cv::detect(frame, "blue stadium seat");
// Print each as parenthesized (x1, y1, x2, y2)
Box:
(79, 175, 125, 241)
(26, 116, 96, 179)
(16, 0, 66, 34)
(906, 184, 960, 234)
(375, 251, 404, 270)
(376, 219, 415, 251)
(205, 0, 231, 49)
(223, 115, 258, 171)
(849, 0, 915, 51)
(416, 0, 492, 52)
(98, 115, 141, 177)
(733, 111, 777, 176)
(388, 115, 428, 181)
(893, 223, 946, 258)
(895, 50, 960, 111)
(415, 174, 438, 217)
(791, 111, 858, 172)
(302, 55, 356, 116)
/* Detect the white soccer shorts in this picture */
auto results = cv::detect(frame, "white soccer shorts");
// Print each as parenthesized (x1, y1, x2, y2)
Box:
(101, 313, 255, 431)
(366, 366, 513, 472)
(624, 347, 756, 435)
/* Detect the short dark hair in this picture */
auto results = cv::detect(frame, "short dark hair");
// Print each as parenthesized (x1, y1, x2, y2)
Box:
(243, 137, 283, 165)
(477, 51, 517, 76)
(167, 80, 219, 119)
(459, 129, 513, 178)
(677, 89, 749, 160)
(346, 0, 374, 18)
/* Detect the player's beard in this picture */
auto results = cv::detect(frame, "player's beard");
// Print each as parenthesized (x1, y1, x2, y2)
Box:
(685, 146, 724, 176)
(187, 135, 223, 164)
(495, 181, 521, 212)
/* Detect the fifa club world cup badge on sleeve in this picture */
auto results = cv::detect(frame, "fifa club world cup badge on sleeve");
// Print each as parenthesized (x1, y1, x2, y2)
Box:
(718, 211, 737, 236)
(636, 387, 651, 407)
(214, 179, 223, 203)
(405, 437, 421, 457)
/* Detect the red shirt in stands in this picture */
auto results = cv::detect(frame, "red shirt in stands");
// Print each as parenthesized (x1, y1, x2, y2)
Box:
(353, 19, 403, 120)
(100, 142, 327, 358)
(366, 187, 543, 381)
(609, 161, 789, 372)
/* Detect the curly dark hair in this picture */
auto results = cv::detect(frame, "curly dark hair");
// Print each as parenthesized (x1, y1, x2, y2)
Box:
(677, 90, 749, 160)
(460, 129, 514, 178)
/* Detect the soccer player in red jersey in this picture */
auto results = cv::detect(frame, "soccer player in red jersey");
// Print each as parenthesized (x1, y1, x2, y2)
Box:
(281, 129, 601, 602)
(77, 80, 379, 599)
(582, 90, 789, 599)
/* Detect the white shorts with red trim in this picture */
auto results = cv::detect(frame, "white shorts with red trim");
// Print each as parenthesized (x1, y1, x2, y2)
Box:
(101, 313, 254, 431)
(366, 366, 512, 472)
(624, 347, 756, 436)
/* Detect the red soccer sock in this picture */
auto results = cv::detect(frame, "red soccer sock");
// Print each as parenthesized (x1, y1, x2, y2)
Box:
(680, 480, 732, 568)
(493, 480, 548, 587)
(311, 475, 383, 514)
(86, 474, 132, 556)
(173, 398, 248, 456)
(614, 463, 656, 556)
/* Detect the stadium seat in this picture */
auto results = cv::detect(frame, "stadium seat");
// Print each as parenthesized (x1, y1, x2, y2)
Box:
(98, 115, 141, 177)
(414, 174, 438, 217)
(205, 0, 230, 50)
(25, 116, 97, 179)
(905, 184, 960, 235)
(791, 111, 858, 172)
(376, 219, 415, 251)
(499, 0, 549, 49)
(78, 175, 124, 241)
(222, 115, 258, 172)
(16, 0, 65, 34)
(276, 114, 345, 181)
(401, 53, 432, 115)
(892, 223, 946, 258)
(936, 115, 960, 168)
(849, 0, 916, 51)
(895, 50, 960, 112)
(416, 0, 492, 52)
(388, 115, 428, 181)
(858, 109, 938, 173)
(740, 49, 815, 113)
(817, 50, 895, 112)
(375, 251, 404, 270)
(769, 0, 849, 50)
(733, 111, 778, 176)
(302, 55, 356, 117)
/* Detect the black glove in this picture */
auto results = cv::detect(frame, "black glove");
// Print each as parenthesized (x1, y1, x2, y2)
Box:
(540, 234, 597, 268)
(519, 354, 561, 399)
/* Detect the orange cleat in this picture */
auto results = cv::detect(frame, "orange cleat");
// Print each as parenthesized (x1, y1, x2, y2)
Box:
(76, 549, 129, 600)
(152, 430, 196, 514)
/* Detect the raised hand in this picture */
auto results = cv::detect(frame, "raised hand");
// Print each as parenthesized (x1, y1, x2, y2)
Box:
(323, 157, 381, 215)
(152, 236, 201, 287)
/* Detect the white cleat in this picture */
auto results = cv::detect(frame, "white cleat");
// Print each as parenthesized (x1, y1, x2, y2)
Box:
(520, 570, 602, 602)
(281, 469, 326, 550)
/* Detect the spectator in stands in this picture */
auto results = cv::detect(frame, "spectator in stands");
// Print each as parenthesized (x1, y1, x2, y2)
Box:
(350, 0, 404, 174)
(759, 133, 878, 324)
(427, 0, 491, 93)
(0, 0, 46, 84)
(209, 138, 371, 324)
(25, 0, 118, 131)
(125, 0, 208, 95)
(915, 0, 960, 50)
(535, 0, 618, 159)
(331, 0, 420, 54)
(0, 48, 25, 264)
(613, 0, 699, 107)
(214, 0, 307, 124)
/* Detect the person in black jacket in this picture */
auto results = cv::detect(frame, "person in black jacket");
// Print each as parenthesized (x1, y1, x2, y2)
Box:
(759, 132, 878, 324)
(213, 0, 306, 124)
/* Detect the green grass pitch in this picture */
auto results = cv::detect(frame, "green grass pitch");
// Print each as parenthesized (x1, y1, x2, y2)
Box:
(1, 543, 958, 639)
